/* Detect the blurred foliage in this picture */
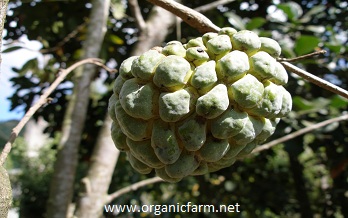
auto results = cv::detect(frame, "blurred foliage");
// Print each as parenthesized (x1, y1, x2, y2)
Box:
(2, 0, 348, 217)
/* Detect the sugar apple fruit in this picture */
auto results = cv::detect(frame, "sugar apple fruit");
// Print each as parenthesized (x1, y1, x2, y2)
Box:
(108, 28, 292, 182)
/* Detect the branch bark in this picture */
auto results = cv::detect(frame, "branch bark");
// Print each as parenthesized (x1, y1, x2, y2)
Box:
(74, 116, 120, 218)
(105, 177, 163, 204)
(0, 0, 9, 72)
(46, 0, 111, 217)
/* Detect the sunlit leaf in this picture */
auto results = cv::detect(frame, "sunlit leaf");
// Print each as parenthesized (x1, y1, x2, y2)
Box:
(292, 96, 315, 110)
(294, 35, 320, 56)
(277, 1, 303, 21)
(305, 25, 325, 34)
(246, 17, 266, 30)
(110, 0, 126, 20)
(224, 12, 245, 30)
(324, 43, 345, 54)
(299, 5, 326, 23)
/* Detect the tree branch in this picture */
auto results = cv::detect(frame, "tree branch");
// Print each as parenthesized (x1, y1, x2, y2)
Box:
(0, 58, 113, 166)
(105, 177, 164, 204)
(281, 61, 348, 100)
(194, 0, 236, 13)
(128, 0, 146, 31)
(40, 20, 87, 54)
(146, 0, 220, 33)
(250, 112, 348, 155)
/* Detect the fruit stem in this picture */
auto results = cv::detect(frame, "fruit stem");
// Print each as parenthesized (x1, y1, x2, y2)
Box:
(276, 50, 327, 62)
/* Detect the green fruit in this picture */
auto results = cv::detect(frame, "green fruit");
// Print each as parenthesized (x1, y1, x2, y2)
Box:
(196, 84, 229, 119)
(127, 152, 152, 174)
(229, 74, 264, 109)
(153, 55, 192, 91)
(216, 50, 250, 83)
(131, 50, 165, 81)
(119, 56, 138, 80)
(127, 138, 164, 168)
(109, 29, 292, 182)
(162, 41, 186, 57)
(177, 114, 206, 151)
(165, 151, 200, 178)
(198, 136, 230, 162)
(231, 30, 261, 55)
(110, 121, 129, 151)
(206, 35, 232, 59)
(119, 79, 159, 120)
(190, 60, 217, 94)
(249, 51, 277, 81)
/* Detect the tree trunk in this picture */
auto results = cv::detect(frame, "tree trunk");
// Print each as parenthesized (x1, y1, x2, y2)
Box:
(0, 1, 12, 217)
(46, 0, 110, 217)
(74, 116, 120, 218)
(0, 0, 9, 71)
(74, 3, 176, 217)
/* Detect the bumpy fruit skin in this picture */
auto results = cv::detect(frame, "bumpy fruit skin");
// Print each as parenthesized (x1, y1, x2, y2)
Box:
(109, 28, 292, 182)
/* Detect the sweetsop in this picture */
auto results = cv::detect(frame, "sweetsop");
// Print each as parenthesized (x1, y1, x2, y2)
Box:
(108, 28, 292, 182)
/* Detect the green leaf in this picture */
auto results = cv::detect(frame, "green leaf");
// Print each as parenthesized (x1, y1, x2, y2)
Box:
(330, 95, 348, 109)
(2, 46, 23, 53)
(324, 43, 344, 54)
(246, 17, 266, 30)
(294, 35, 320, 56)
(292, 96, 315, 110)
(109, 34, 124, 45)
(224, 12, 245, 30)
(277, 1, 303, 21)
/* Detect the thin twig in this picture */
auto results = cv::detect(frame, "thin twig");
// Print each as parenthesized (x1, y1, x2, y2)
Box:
(194, 0, 236, 13)
(0, 58, 114, 166)
(105, 177, 164, 204)
(250, 113, 348, 155)
(40, 21, 88, 54)
(281, 61, 348, 99)
(146, 0, 221, 33)
(129, 0, 146, 31)
(277, 50, 327, 62)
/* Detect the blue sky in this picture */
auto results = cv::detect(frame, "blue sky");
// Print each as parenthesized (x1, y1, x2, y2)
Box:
(0, 36, 42, 122)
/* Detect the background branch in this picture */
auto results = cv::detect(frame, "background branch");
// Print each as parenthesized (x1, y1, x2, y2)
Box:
(281, 61, 348, 99)
(0, 58, 112, 166)
(129, 0, 146, 31)
(250, 113, 348, 154)
(105, 177, 164, 204)
(194, 0, 235, 12)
